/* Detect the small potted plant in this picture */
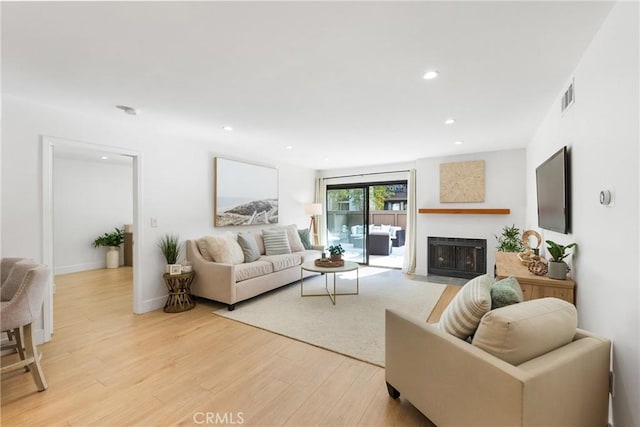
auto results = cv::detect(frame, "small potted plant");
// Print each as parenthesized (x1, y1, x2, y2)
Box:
(327, 244, 345, 262)
(93, 227, 125, 269)
(495, 224, 524, 252)
(158, 233, 182, 274)
(545, 240, 577, 279)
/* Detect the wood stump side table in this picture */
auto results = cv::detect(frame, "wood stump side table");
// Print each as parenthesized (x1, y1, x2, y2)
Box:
(163, 271, 196, 313)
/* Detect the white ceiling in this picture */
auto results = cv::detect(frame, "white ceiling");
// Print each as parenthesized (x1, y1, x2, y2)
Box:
(2, 2, 614, 170)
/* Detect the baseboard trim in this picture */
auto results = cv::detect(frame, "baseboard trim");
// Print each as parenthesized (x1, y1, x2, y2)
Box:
(54, 262, 104, 275)
(137, 295, 166, 314)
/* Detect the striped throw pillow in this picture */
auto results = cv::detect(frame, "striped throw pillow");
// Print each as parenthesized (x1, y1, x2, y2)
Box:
(262, 229, 291, 255)
(438, 274, 494, 340)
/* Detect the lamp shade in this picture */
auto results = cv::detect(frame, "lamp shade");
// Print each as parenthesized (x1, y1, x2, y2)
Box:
(304, 203, 322, 216)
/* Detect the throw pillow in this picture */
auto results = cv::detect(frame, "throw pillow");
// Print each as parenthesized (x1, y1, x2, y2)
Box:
(262, 229, 291, 255)
(298, 229, 312, 250)
(196, 238, 214, 262)
(285, 224, 305, 252)
(237, 233, 261, 263)
(491, 276, 524, 309)
(202, 232, 244, 265)
(438, 274, 494, 340)
(472, 297, 578, 365)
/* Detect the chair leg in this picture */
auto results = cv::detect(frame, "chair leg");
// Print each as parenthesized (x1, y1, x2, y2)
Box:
(22, 323, 47, 391)
(13, 327, 30, 372)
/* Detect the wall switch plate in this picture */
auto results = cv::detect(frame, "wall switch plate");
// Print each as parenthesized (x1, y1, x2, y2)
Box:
(150, 217, 158, 227)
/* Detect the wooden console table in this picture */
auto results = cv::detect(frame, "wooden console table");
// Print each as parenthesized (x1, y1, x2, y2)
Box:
(495, 252, 575, 304)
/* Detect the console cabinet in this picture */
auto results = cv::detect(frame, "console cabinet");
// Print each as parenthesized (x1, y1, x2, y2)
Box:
(495, 252, 575, 305)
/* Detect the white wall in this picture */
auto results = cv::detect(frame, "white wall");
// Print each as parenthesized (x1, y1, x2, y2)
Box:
(525, 3, 639, 426)
(415, 149, 526, 276)
(1, 95, 317, 315)
(53, 155, 133, 274)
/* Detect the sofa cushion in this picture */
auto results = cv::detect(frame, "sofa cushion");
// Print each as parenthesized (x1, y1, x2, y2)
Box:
(299, 249, 322, 263)
(237, 232, 261, 263)
(262, 229, 291, 255)
(438, 274, 494, 340)
(285, 224, 305, 252)
(234, 260, 274, 282)
(471, 297, 578, 365)
(261, 253, 301, 272)
(202, 233, 244, 265)
(490, 276, 524, 309)
(298, 229, 312, 250)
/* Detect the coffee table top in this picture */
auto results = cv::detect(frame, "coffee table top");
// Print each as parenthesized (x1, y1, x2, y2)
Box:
(301, 260, 359, 273)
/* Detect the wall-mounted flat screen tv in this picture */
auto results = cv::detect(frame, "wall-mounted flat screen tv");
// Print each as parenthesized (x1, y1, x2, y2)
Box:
(536, 146, 570, 234)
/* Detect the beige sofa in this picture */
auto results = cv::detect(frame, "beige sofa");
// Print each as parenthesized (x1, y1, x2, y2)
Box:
(385, 298, 611, 426)
(186, 229, 323, 310)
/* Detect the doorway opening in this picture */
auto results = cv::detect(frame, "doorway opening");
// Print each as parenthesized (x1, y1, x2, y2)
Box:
(326, 181, 407, 268)
(41, 136, 142, 343)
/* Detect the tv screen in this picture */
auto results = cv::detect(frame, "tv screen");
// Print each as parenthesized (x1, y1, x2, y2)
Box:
(536, 146, 570, 234)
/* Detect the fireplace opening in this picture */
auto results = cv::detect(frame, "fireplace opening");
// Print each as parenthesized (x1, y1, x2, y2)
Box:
(428, 237, 487, 279)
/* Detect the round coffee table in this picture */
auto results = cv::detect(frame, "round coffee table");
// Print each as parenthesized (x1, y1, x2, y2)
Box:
(300, 260, 359, 305)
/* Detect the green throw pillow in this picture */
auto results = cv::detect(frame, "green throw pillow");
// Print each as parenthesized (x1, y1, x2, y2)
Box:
(490, 276, 524, 309)
(237, 233, 261, 263)
(298, 229, 312, 250)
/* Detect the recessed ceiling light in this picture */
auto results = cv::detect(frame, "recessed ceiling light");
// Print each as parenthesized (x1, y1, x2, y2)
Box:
(115, 105, 138, 115)
(454, 141, 463, 145)
(423, 70, 439, 80)
(285, 145, 293, 150)
(100, 156, 109, 160)
(444, 118, 456, 125)
(222, 126, 233, 131)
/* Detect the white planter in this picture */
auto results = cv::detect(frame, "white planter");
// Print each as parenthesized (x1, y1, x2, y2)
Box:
(106, 246, 119, 269)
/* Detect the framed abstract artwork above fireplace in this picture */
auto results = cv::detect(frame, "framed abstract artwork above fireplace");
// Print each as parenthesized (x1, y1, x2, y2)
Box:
(214, 157, 279, 227)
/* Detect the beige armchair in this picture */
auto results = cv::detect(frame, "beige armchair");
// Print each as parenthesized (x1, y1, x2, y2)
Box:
(385, 304, 611, 427)
(0, 262, 50, 391)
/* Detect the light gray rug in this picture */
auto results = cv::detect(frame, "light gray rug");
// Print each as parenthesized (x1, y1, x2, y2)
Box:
(213, 267, 446, 366)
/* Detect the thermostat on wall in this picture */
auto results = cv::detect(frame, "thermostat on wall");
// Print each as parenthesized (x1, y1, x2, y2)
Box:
(599, 189, 614, 207)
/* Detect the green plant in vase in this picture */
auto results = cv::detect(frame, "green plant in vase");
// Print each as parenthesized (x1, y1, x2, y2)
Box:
(93, 227, 125, 269)
(545, 240, 577, 279)
(495, 224, 524, 252)
(158, 233, 182, 273)
(327, 244, 345, 261)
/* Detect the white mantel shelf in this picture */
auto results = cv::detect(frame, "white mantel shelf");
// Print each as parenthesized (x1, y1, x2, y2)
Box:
(418, 208, 511, 215)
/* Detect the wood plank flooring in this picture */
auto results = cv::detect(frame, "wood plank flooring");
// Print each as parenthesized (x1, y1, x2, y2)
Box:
(1, 267, 436, 426)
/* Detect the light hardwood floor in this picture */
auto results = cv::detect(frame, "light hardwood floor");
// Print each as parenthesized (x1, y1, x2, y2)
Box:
(1, 267, 436, 426)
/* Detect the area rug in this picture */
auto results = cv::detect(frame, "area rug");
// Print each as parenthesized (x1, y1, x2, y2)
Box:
(213, 267, 446, 367)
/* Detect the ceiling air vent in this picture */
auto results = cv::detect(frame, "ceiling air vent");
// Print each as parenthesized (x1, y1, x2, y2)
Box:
(561, 79, 575, 112)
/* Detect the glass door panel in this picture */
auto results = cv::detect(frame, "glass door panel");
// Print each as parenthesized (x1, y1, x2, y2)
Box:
(326, 187, 367, 264)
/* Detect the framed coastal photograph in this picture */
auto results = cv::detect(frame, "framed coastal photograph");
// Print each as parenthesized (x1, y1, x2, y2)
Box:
(214, 157, 279, 226)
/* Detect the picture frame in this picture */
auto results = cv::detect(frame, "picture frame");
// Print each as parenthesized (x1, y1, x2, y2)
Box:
(169, 264, 182, 275)
(214, 157, 279, 227)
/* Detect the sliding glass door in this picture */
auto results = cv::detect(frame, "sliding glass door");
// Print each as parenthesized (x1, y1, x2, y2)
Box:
(326, 181, 407, 267)
(326, 186, 368, 264)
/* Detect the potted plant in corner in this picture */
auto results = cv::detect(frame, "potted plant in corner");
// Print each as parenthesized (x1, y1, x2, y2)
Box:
(158, 233, 182, 274)
(327, 244, 345, 262)
(93, 227, 125, 269)
(495, 224, 524, 252)
(545, 240, 577, 279)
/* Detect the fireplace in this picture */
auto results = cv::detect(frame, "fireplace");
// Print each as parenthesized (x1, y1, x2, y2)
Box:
(428, 237, 487, 279)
